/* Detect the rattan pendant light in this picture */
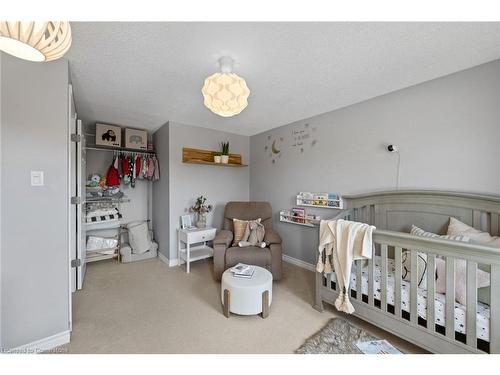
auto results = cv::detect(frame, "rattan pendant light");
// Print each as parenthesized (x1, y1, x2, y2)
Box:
(201, 56, 250, 117)
(0, 22, 72, 62)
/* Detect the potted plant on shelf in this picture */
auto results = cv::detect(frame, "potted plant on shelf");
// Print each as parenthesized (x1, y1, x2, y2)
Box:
(190, 196, 213, 228)
(213, 151, 222, 163)
(221, 142, 229, 164)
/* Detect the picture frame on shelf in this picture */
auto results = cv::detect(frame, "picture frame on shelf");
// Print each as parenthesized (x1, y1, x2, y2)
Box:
(180, 215, 194, 230)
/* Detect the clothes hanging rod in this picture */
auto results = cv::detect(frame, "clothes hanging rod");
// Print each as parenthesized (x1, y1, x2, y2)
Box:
(85, 146, 156, 155)
(85, 196, 131, 204)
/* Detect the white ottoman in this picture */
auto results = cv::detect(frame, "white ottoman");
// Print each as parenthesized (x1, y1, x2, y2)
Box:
(221, 266, 273, 318)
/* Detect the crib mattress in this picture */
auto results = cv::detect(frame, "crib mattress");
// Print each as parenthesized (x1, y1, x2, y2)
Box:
(329, 256, 490, 342)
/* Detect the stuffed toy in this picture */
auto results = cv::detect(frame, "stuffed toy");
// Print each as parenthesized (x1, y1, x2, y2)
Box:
(238, 218, 266, 248)
(99, 175, 107, 189)
(87, 174, 100, 187)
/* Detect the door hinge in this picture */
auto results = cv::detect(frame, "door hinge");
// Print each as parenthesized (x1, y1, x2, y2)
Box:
(71, 259, 82, 268)
(71, 196, 82, 204)
(71, 133, 83, 142)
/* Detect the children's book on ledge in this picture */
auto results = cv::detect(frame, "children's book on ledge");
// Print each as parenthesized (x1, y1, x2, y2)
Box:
(230, 263, 255, 279)
(296, 191, 343, 209)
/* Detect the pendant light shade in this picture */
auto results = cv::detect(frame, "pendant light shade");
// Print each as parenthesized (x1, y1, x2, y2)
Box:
(201, 56, 250, 117)
(0, 22, 72, 62)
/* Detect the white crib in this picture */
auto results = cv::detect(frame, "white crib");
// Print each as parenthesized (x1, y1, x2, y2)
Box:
(314, 190, 500, 354)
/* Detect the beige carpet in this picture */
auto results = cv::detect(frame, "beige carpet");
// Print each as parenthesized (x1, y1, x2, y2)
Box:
(62, 258, 425, 353)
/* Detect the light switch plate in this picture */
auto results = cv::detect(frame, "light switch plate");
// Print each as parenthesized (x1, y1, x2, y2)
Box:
(31, 171, 44, 186)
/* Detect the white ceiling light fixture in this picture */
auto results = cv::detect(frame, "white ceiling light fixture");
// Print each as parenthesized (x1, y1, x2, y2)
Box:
(0, 21, 72, 62)
(201, 56, 250, 117)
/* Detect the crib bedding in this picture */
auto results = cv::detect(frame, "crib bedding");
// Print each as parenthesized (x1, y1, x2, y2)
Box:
(330, 256, 490, 342)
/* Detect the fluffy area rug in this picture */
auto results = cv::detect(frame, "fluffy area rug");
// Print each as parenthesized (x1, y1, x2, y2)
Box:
(296, 318, 379, 354)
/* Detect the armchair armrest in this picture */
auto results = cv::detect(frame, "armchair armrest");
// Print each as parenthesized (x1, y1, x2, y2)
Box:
(264, 229, 282, 245)
(214, 230, 233, 247)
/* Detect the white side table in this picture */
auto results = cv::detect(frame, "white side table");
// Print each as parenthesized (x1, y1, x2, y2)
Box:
(177, 227, 216, 273)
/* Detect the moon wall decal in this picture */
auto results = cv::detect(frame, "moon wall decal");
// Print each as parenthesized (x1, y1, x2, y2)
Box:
(271, 140, 281, 154)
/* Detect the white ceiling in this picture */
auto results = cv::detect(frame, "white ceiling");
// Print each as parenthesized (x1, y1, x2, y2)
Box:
(67, 22, 500, 136)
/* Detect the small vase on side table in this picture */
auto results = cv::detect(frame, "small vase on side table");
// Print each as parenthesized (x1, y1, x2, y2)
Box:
(196, 212, 207, 228)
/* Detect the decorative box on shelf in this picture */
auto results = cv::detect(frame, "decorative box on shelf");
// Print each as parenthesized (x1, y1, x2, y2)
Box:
(296, 192, 343, 209)
(96, 123, 122, 148)
(279, 209, 320, 228)
(125, 128, 148, 150)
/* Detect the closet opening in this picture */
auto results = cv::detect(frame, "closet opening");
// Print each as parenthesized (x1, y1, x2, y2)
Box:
(69, 119, 160, 293)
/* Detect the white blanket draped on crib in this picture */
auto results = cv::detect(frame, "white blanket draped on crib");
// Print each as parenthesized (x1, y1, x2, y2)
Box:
(317, 219, 375, 313)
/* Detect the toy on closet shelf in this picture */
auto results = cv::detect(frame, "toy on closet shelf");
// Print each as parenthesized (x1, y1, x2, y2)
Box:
(99, 176, 107, 189)
(88, 174, 100, 187)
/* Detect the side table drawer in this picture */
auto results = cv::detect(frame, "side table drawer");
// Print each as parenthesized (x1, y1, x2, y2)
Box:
(187, 228, 216, 243)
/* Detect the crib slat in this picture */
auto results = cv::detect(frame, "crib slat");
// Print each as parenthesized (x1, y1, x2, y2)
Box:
(410, 250, 418, 325)
(362, 205, 368, 223)
(394, 247, 402, 318)
(427, 254, 436, 332)
(368, 257, 374, 307)
(492, 214, 499, 236)
(445, 257, 456, 340)
(472, 210, 481, 230)
(490, 265, 500, 353)
(381, 244, 388, 312)
(327, 272, 333, 291)
(466, 261, 477, 348)
(356, 260, 362, 301)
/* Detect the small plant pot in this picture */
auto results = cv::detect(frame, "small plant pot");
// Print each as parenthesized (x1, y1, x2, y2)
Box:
(221, 155, 229, 164)
(214, 155, 222, 163)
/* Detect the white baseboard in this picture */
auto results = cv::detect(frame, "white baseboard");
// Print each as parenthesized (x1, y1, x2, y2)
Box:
(8, 330, 70, 354)
(282, 254, 315, 272)
(162, 250, 314, 271)
(158, 251, 183, 267)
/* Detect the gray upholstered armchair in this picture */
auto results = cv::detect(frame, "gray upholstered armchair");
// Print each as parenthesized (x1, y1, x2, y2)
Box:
(213, 202, 283, 281)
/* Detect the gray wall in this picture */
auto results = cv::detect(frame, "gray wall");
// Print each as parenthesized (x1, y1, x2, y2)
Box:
(155, 121, 250, 261)
(250, 60, 500, 265)
(152, 122, 170, 260)
(0, 54, 70, 348)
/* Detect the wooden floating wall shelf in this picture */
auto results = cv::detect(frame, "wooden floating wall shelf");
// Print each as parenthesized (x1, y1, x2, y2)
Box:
(182, 147, 247, 167)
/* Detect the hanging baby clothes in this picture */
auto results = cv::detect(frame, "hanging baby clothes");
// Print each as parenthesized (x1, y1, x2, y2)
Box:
(135, 154, 141, 178)
(129, 155, 136, 188)
(153, 155, 160, 181)
(121, 154, 130, 185)
(147, 157, 155, 180)
(141, 156, 148, 179)
(116, 153, 122, 179)
(106, 156, 120, 187)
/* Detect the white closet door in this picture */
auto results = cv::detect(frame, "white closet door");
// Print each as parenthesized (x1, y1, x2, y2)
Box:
(69, 85, 77, 294)
(76, 118, 87, 290)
